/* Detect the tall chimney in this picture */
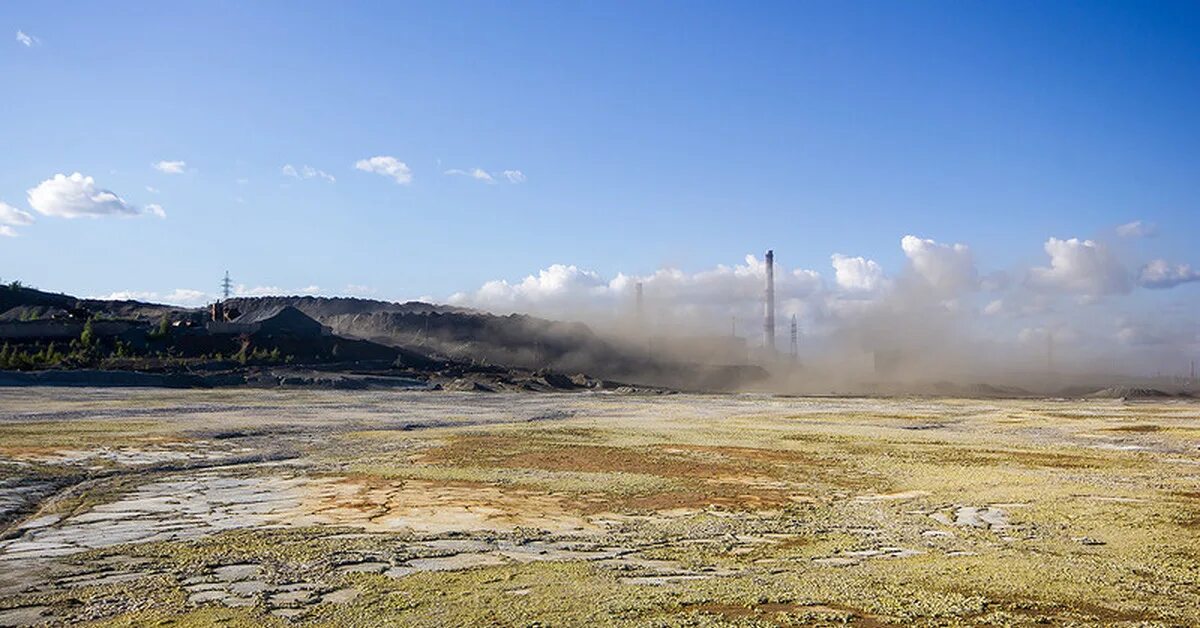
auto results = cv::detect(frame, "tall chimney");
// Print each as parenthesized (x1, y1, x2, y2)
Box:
(634, 282, 644, 328)
(790, 314, 798, 362)
(764, 250, 775, 353)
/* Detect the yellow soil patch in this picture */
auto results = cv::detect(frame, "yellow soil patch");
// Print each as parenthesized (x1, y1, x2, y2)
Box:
(413, 433, 858, 512)
(293, 477, 597, 534)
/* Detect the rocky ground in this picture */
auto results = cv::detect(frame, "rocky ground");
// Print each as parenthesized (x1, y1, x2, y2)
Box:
(0, 389, 1198, 626)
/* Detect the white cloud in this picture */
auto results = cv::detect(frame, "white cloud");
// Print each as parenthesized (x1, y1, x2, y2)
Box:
(302, 165, 335, 182)
(830, 254, 886, 292)
(94, 288, 209, 306)
(354, 156, 412, 185)
(282, 164, 335, 182)
(96, 290, 158, 301)
(145, 186, 160, 194)
(1027, 237, 1130, 297)
(464, 264, 607, 308)
(164, 288, 207, 304)
(234, 284, 284, 297)
(344, 284, 376, 297)
(226, 284, 329, 297)
(444, 168, 495, 183)
(15, 31, 37, 47)
(153, 160, 187, 174)
(1137, 259, 1200, 289)
(900, 235, 976, 294)
(0, 202, 35, 227)
(436, 235, 1200, 375)
(445, 168, 526, 184)
(0, 200, 33, 237)
(1116, 220, 1156, 238)
(145, 203, 167, 218)
(449, 253, 826, 334)
(27, 173, 145, 218)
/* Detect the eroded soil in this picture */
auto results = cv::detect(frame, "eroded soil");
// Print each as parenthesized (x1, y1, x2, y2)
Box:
(0, 388, 1197, 626)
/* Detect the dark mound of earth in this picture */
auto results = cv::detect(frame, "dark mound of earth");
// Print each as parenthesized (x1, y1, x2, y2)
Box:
(1085, 386, 1174, 399)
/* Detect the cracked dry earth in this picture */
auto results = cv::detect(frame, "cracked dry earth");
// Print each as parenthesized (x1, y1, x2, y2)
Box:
(0, 388, 1198, 626)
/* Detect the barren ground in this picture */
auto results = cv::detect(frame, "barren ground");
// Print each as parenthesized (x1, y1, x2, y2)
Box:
(0, 388, 1198, 626)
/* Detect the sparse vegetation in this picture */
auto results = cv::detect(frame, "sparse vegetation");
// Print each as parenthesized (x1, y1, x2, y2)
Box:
(1, 392, 1197, 626)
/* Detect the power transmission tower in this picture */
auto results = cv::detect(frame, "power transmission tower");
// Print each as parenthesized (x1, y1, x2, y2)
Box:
(221, 271, 233, 300)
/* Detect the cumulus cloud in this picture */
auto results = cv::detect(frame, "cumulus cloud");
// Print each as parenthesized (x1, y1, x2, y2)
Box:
(830, 254, 886, 292)
(282, 164, 335, 182)
(153, 160, 187, 174)
(449, 253, 827, 336)
(1137, 259, 1200, 289)
(354, 156, 412, 185)
(503, 170, 527, 184)
(15, 30, 37, 47)
(900, 235, 977, 294)
(440, 230, 1200, 382)
(464, 264, 608, 309)
(1027, 237, 1130, 297)
(27, 173, 150, 219)
(145, 204, 167, 218)
(0, 201, 35, 237)
(1116, 220, 1156, 238)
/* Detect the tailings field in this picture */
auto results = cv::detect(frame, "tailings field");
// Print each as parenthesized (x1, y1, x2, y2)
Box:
(0, 388, 1197, 626)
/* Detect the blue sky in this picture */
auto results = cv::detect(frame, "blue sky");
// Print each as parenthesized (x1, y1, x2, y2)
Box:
(2, 2, 1199, 370)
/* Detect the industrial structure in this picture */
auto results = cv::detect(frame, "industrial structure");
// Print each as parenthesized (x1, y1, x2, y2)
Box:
(635, 281, 644, 329)
(790, 314, 798, 362)
(763, 249, 775, 354)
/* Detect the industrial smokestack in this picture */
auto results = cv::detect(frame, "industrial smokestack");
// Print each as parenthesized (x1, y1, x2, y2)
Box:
(790, 314, 798, 362)
(634, 282, 644, 328)
(764, 250, 775, 353)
